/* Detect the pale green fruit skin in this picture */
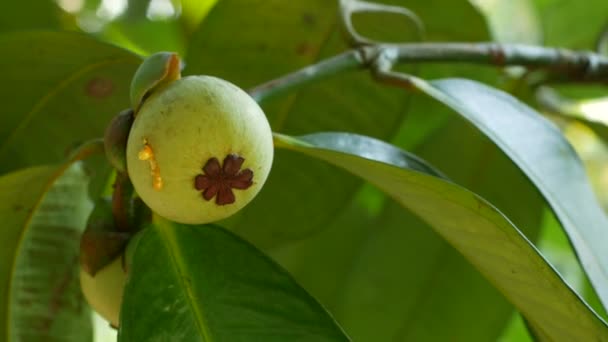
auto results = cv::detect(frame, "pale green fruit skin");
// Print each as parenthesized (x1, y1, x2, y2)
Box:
(126, 75, 274, 224)
(80, 256, 126, 327)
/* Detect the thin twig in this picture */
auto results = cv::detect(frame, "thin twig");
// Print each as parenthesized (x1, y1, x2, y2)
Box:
(363, 43, 608, 82)
(248, 50, 365, 102)
(248, 43, 608, 103)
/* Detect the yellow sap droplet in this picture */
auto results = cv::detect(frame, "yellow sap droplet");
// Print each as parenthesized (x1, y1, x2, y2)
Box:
(139, 139, 163, 190)
(138, 146, 153, 161)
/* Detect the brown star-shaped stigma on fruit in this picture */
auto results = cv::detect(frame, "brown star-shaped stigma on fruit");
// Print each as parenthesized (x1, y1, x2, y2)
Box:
(194, 154, 254, 205)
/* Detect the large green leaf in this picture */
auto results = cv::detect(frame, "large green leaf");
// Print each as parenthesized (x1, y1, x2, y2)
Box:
(0, 1, 61, 32)
(0, 162, 94, 341)
(371, 64, 545, 341)
(271, 128, 544, 341)
(271, 179, 536, 341)
(274, 132, 608, 341)
(0, 31, 140, 174)
(410, 77, 608, 310)
(186, 0, 490, 248)
(380, 8, 545, 337)
(118, 220, 349, 341)
(400, 102, 546, 340)
(532, 0, 608, 49)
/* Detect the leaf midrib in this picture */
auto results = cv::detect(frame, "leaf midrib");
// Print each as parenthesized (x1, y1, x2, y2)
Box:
(157, 221, 213, 341)
(5, 165, 65, 340)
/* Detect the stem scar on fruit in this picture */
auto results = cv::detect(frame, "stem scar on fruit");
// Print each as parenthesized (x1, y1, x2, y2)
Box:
(194, 154, 254, 205)
(138, 138, 163, 190)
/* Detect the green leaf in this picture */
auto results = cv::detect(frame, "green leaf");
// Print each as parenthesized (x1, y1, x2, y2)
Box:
(0, 31, 140, 174)
(0, 1, 61, 32)
(378, 10, 544, 337)
(538, 208, 608, 320)
(272, 188, 541, 341)
(532, 0, 608, 49)
(269, 146, 539, 341)
(0, 162, 94, 341)
(324, 67, 544, 342)
(118, 220, 349, 341)
(410, 77, 608, 310)
(394, 108, 545, 340)
(274, 132, 608, 341)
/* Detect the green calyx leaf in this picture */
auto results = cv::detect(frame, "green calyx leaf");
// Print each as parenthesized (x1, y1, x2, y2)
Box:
(104, 109, 134, 173)
(79, 197, 131, 277)
(130, 51, 182, 113)
(80, 173, 151, 276)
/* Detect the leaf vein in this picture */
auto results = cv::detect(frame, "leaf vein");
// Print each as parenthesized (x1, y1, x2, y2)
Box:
(157, 222, 213, 342)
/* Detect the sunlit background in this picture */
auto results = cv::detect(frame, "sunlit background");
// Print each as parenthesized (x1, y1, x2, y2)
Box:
(52, 0, 216, 56)
(57, 0, 176, 28)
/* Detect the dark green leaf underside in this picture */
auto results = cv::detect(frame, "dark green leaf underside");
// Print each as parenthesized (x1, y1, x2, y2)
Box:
(412, 77, 608, 311)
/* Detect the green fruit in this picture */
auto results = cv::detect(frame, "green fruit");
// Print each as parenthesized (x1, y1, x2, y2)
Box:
(126, 75, 274, 224)
(80, 229, 145, 328)
(80, 256, 127, 328)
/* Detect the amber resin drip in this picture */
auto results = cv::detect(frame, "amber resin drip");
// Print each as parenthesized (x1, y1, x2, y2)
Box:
(138, 138, 163, 190)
